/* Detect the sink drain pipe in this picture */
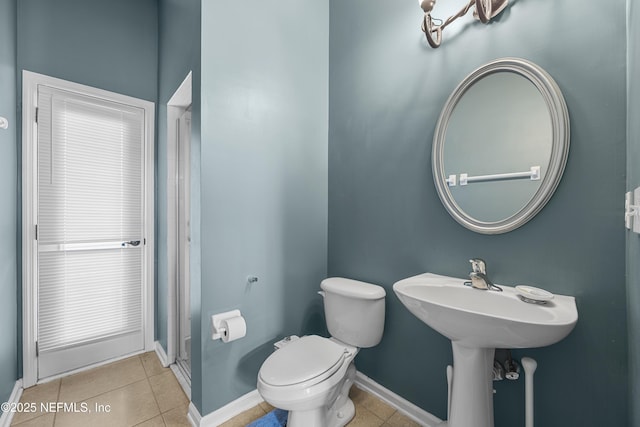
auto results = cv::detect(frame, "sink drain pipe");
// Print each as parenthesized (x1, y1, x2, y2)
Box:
(521, 357, 537, 427)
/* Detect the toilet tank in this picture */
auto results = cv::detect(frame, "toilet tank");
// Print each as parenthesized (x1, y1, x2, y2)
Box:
(320, 278, 386, 348)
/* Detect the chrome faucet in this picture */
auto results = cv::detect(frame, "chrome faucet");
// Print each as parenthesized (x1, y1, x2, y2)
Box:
(468, 258, 502, 292)
(469, 258, 486, 275)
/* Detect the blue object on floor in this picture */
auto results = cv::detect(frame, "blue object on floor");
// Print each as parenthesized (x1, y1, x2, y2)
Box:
(246, 408, 288, 427)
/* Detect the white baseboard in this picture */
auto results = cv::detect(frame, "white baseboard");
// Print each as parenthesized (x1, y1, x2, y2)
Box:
(154, 341, 170, 367)
(156, 341, 190, 399)
(187, 402, 202, 427)
(196, 389, 264, 427)
(354, 371, 442, 427)
(170, 364, 191, 400)
(188, 371, 442, 427)
(0, 379, 23, 427)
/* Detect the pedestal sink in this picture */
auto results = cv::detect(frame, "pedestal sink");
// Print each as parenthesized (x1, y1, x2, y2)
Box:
(393, 273, 578, 427)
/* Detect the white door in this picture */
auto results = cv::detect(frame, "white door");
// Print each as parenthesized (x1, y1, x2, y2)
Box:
(22, 72, 154, 383)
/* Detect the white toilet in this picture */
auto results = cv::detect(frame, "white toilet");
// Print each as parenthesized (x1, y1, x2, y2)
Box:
(257, 277, 386, 427)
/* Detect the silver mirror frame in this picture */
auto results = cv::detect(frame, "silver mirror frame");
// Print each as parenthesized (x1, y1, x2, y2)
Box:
(432, 57, 570, 234)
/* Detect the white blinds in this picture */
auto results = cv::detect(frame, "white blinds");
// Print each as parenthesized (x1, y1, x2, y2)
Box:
(37, 86, 145, 353)
(38, 250, 142, 350)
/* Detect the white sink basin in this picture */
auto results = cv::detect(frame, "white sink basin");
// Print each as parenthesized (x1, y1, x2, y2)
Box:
(393, 272, 578, 348)
(393, 272, 578, 427)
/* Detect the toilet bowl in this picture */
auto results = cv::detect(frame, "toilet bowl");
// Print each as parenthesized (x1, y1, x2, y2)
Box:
(256, 278, 386, 427)
(258, 335, 358, 426)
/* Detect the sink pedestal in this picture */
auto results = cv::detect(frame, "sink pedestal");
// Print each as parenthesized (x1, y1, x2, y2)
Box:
(448, 343, 495, 427)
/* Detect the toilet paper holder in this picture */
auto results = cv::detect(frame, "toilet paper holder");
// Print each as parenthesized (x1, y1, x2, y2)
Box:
(211, 309, 242, 340)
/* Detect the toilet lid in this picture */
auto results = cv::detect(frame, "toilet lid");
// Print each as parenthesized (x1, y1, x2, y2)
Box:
(259, 336, 346, 387)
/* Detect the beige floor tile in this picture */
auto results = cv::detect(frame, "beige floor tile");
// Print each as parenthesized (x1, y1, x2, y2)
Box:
(54, 379, 160, 427)
(349, 385, 370, 405)
(148, 371, 188, 413)
(346, 405, 385, 427)
(383, 411, 423, 427)
(219, 405, 266, 427)
(58, 356, 147, 403)
(218, 388, 408, 427)
(135, 415, 166, 427)
(161, 403, 190, 427)
(140, 352, 169, 378)
(258, 401, 276, 413)
(12, 380, 61, 425)
(18, 350, 422, 427)
(349, 386, 395, 421)
(11, 413, 55, 427)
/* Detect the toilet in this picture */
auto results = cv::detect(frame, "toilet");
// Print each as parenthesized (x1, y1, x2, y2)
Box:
(257, 277, 386, 427)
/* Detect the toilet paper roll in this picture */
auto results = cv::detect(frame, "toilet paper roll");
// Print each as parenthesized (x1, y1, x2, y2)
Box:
(220, 316, 247, 343)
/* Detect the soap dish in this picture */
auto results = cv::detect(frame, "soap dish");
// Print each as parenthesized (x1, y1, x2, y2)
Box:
(515, 285, 554, 304)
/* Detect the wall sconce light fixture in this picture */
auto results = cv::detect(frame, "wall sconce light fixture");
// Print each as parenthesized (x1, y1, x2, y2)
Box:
(419, 0, 508, 48)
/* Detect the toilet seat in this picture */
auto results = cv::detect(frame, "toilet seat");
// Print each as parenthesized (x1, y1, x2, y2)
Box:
(259, 335, 347, 387)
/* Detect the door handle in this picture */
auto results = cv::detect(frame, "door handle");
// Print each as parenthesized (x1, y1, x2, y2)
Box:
(122, 240, 141, 247)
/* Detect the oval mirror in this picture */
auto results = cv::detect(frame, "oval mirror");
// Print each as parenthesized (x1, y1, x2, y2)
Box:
(432, 58, 569, 234)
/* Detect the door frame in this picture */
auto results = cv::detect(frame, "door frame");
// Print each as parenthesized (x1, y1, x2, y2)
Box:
(166, 72, 192, 377)
(21, 70, 155, 387)
(176, 107, 192, 380)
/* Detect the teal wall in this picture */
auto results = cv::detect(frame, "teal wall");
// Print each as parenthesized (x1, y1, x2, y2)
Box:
(627, 0, 640, 425)
(157, 0, 202, 409)
(0, 0, 18, 404)
(329, 1, 628, 426)
(199, 0, 329, 414)
(17, 0, 158, 102)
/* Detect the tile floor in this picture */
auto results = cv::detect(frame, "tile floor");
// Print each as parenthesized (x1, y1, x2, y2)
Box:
(10, 352, 422, 427)
(220, 386, 423, 427)
(11, 352, 189, 427)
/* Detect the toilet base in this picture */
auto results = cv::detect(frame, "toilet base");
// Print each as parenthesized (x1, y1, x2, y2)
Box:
(287, 398, 355, 427)
(287, 408, 325, 426)
(332, 398, 355, 427)
(286, 362, 357, 427)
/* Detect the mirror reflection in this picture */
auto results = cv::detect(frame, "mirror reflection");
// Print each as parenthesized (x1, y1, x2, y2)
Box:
(443, 72, 553, 222)
(432, 58, 570, 234)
